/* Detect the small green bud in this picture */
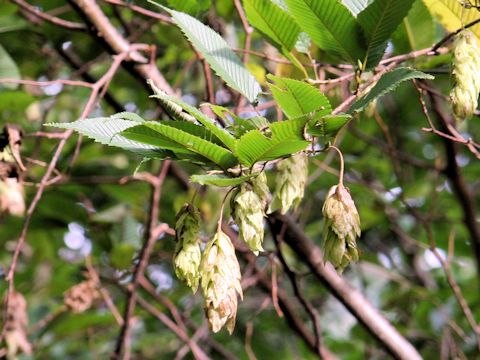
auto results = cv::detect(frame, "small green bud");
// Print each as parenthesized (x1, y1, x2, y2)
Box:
(450, 30, 480, 121)
(322, 183, 361, 273)
(269, 153, 308, 214)
(200, 231, 242, 334)
(232, 183, 265, 255)
(174, 204, 202, 292)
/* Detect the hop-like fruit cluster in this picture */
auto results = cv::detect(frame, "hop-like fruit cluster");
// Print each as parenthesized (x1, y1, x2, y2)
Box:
(269, 153, 308, 214)
(322, 183, 361, 273)
(232, 175, 268, 254)
(64, 278, 99, 313)
(450, 30, 480, 121)
(4, 291, 32, 357)
(174, 204, 202, 292)
(200, 231, 242, 334)
(0, 177, 25, 216)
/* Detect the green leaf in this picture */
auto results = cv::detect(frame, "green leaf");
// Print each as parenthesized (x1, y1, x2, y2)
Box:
(357, 0, 416, 68)
(166, 0, 211, 14)
(341, 0, 373, 16)
(392, 0, 435, 53)
(349, 67, 434, 113)
(122, 120, 222, 155)
(190, 174, 254, 187)
(111, 112, 147, 123)
(236, 130, 309, 165)
(0, 45, 20, 90)
(267, 75, 331, 118)
(244, 0, 301, 51)
(235, 121, 310, 166)
(285, 0, 365, 62)
(46, 117, 165, 157)
(141, 122, 238, 169)
(307, 114, 351, 144)
(230, 116, 271, 137)
(155, 3, 261, 102)
(269, 116, 309, 140)
(150, 92, 237, 152)
(0, 90, 35, 111)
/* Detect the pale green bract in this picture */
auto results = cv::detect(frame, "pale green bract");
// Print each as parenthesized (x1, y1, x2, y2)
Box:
(200, 231, 242, 334)
(322, 183, 361, 273)
(269, 153, 308, 214)
(174, 204, 202, 292)
(153, 2, 261, 103)
(232, 182, 266, 255)
(450, 30, 480, 121)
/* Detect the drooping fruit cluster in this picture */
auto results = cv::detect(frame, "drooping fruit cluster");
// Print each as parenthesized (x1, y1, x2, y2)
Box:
(4, 291, 32, 357)
(450, 30, 480, 121)
(322, 183, 361, 273)
(200, 230, 243, 334)
(172, 150, 361, 333)
(232, 173, 269, 255)
(174, 203, 202, 292)
(269, 153, 309, 214)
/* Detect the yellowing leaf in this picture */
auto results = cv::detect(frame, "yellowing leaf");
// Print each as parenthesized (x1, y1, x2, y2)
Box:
(246, 62, 267, 85)
(422, 0, 480, 40)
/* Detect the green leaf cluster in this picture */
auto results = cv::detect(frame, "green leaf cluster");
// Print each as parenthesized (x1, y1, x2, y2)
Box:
(48, 76, 348, 185)
(244, 0, 417, 69)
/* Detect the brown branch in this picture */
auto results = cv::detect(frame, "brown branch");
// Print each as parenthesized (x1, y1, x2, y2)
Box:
(427, 92, 480, 275)
(268, 213, 423, 360)
(271, 224, 324, 357)
(424, 227, 480, 351)
(135, 296, 211, 360)
(10, 0, 87, 30)
(414, 82, 480, 159)
(68, 0, 174, 95)
(101, 0, 173, 25)
(113, 161, 171, 359)
(106, 275, 211, 360)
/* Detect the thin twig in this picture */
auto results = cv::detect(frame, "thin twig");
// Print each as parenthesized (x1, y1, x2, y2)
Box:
(271, 224, 324, 357)
(11, 0, 86, 30)
(113, 162, 171, 359)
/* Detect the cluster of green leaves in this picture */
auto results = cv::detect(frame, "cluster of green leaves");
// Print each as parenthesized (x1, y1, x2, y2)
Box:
(49, 1, 435, 188)
(50, 80, 348, 186)
(244, 0, 417, 69)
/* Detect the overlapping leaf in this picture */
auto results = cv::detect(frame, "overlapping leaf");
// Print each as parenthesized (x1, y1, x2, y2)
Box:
(267, 75, 331, 118)
(307, 114, 351, 144)
(235, 117, 311, 166)
(150, 91, 236, 151)
(46, 115, 164, 157)
(392, 0, 435, 53)
(190, 174, 254, 186)
(285, 0, 365, 62)
(341, 0, 373, 16)
(132, 122, 238, 169)
(244, 0, 301, 51)
(236, 129, 309, 166)
(423, 0, 480, 39)
(349, 67, 434, 112)
(154, 3, 261, 102)
(357, 0, 415, 68)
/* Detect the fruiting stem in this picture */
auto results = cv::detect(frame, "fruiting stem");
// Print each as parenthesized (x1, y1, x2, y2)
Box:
(329, 145, 345, 185)
(217, 187, 236, 233)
